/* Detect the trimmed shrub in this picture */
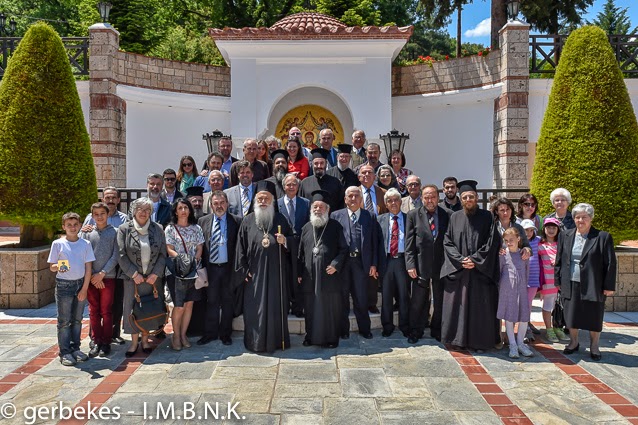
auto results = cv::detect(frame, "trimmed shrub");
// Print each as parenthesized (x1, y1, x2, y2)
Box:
(530, 25, 638, 242)
(0, 22, 97, 247)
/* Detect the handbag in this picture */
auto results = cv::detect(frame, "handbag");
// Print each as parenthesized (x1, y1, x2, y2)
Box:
(552, 291, 566, 329)
(195, 263, 208, 289)
(128, 280, 168, 335)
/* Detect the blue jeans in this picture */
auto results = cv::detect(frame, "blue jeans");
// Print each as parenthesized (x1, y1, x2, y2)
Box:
(55, 278, 86, 356)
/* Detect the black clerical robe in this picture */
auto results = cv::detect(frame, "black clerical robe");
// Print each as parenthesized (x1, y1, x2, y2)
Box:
(298, 219, 348, 346)
(299, 174, 344, 211)
(327, 166, 360, 190)
(235, 212, 294, 353)
(439, 208, 501, 350)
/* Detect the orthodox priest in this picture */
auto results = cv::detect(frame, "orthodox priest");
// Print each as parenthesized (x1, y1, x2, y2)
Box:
(440, 180, 501, 351)
(299, 148, 344, 211)
(235, 180, 294, 353)
(298, 190, 348, 348)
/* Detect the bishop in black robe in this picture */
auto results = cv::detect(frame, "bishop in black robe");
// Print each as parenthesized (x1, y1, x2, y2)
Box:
(298, 194, 348, 347)
(235, 184, 294, 353)
(439, 181, 501, 351)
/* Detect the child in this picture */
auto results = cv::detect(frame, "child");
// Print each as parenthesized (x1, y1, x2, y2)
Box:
(538, 217, 568, 342)
(48, 212, 96, 366)
(81, 203, 119, 358)
(497, 227, 532, 359)
(520, 219, 541, 341)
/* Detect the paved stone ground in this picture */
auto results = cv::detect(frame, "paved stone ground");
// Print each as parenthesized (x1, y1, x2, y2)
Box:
(0, 302, 637, 424)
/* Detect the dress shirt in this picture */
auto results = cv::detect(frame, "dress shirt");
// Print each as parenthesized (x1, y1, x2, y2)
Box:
(221, 157, 233, 175)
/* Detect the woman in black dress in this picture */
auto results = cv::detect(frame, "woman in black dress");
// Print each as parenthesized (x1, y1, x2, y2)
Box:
(554, 203, 616, 361)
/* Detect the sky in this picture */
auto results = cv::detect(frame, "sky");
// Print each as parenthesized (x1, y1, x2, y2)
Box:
(446, 0, 638, 47)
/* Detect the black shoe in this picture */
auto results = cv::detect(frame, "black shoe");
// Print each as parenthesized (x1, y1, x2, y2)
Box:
(125, 344, 138, 358)
(99, 344, 111, 357)
(112, 336, 125, 345)
(563, 343, 580, 355)
(368, 307, 380, 314)
(197, 335, 217, 346)
(393, 303, 399, 311)
(323, 342, 338, 348)
(381, 329, 393, 337)
(302, 339, 312, 347)
(88, 345, 100, 358)
(590, 352, 602, 361)
(408, 336, 419, 344)
(155, 330, 167, 339)
(360, 332, 373, 339)
(341, 333, 350, 340)
(529, 322, 541, 335)
(221, 336, 232, 346)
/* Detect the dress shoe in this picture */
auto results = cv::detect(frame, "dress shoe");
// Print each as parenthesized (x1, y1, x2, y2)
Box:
(368, 307, 380, 314)
(341, 333, 350, 340)
(197, 335, 217, 346)
(563, 343, 580, 355)
(408, 336, 419, 344)
(142, 344, 153, 354)
(590, 352, 602, 361)
(360, 332, 373, 339)
(323, 342, 338, 348)
(112, 336, 126, 345)
(529, 322, 541, 335)
(125, 344, 138, 358)
(393, 303, 399, 311)
(381, 329, 393, 337)
(302, 339, 312, 347)
(221, 336, 232, 346)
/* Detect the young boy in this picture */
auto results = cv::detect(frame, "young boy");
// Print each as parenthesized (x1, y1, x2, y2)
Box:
(81, 203, 119, 358)
(48, 212, 96, 366)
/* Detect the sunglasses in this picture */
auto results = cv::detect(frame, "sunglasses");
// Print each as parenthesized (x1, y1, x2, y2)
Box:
(182, 162, 193, 167)
(522, 202, 536, 207)
(164, 177, 176, 182)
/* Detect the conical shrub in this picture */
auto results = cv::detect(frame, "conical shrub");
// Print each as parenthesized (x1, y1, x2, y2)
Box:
(530, 25, 638, 242)
(0, 22, 97, 246)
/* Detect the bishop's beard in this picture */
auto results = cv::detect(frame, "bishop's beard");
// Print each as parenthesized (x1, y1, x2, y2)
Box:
(310, 211, 329, 228)
(255, 203, 275, 231)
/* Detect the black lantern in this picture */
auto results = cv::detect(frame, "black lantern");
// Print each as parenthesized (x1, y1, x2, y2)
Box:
(0, 12, 17, 36)
(507, 0, 520, 22)
(97, 2, 112, 23)
(203, 129, 229, 154)
(380, 130, 409, 162)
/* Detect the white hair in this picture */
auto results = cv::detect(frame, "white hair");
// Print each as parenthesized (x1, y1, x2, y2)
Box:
(283, 173, 300, 186)
(550, 188, 572, 204)
(345, 186, 363, 197)
(384, 188, 402, 203)
(130, 197, 153, 216)
(572, 203, 594, 219)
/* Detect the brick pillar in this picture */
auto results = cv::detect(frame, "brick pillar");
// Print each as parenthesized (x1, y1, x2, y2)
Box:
(88, 23, 126, 188)
(493, 21, 530, 189)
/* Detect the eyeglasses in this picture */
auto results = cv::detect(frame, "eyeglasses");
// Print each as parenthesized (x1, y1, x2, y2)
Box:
(407, 183, 420, 187)
(164, 177, 176, 182)
(522, 202, 536, 207)
(183, 162, 193, 167)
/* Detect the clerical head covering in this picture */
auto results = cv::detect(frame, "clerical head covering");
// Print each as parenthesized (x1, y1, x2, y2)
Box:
(337, 144, 353, 154)
(185, 186, 204, 198)
(271, 149, 289, 162)
(457, 179, 478, 195)
(311, 190, 331, 205)
(310, 148, 329, 160)
(254, 180, 277, 198)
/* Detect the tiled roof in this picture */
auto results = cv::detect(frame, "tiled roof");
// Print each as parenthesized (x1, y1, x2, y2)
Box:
(209, 12, 413, 40)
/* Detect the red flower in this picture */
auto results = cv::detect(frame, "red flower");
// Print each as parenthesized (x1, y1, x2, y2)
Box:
(478, 51, 483, 56)
(445, 55, 449, 60)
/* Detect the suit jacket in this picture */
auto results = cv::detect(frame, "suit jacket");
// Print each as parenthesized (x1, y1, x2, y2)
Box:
(198, 212, 241, 270)
(360, 185, 388, 215)
(554, 227, 616, 303)
(224, 183, 256, 218)
(330, 208, 379, 272)
(351, 146, 366, 170)
(277, 196, 310, 236)
(401, 196, 422, 214)
(405, 206, 452, 283)
(117, 220, 166, 279)
(160, 189, 183, 203)
(377, 212, 406, 277)
(326, 147, 339, 168)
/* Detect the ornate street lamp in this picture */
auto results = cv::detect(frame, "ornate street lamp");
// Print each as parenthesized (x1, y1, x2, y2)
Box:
(0, 12, 17, 36)
(97, 2, 112, 23)
(507, 0, 520, 22)
(202, 129, 229, 154)
(379, 129, 409, 162)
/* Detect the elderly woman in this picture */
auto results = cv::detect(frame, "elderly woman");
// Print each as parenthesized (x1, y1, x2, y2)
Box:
(555, 203, 616, 361)
(376, 165, 399, 192)
(516, 193, 542, 231)
(546, 188, 575, 230)
(117, 197, 167, 357)
(164, 198, 204, 351)
(389, 149, 412, 196)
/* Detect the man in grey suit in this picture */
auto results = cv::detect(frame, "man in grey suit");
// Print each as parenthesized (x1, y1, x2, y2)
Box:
(401, 175, 423, 214)
(223, 161, 255, 218)
(197, 190, 242, 346)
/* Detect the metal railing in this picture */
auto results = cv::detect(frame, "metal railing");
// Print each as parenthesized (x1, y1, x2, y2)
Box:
(0, 36, 89, 79)
(530, 34, 638, 75)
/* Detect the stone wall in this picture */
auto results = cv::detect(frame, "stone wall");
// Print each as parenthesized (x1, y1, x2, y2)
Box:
(606, 252, 638, 312)
(391, 53, 501, 96)
(0, 247, 55, 309)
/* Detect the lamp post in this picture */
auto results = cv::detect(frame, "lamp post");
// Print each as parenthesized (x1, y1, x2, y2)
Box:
(97, 2, 112, 24)
(379, 129, 409, 162)
(507, 0, 520, 22)
(202, 129, 229, 154)
(0, 12, 17, 36)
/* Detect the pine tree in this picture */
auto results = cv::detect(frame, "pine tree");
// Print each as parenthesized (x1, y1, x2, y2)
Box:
(530, 26, 638, 242)
(0, 22, 97, 247)
(587, 0, 637, 35)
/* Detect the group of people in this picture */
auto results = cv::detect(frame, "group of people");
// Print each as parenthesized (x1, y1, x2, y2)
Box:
(47, 129, 617, 366)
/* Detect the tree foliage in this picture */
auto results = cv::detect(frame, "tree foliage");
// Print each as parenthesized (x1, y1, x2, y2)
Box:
(521, 0, 594, 34)
(0, 22, 97, 246)
(587, 0, 637, 35)
(530, 26, 638, 242)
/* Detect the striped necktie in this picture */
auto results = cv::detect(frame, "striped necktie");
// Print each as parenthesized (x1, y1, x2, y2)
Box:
(241, 186, 250, 216)
(365, 189, 375, 215)
(287, 198, 296, 229)
(209, 217, 221, 263)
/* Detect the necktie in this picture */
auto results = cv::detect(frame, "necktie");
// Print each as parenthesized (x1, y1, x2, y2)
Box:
(427, 212, 436, 238)
(241, 187, 250, 216)
(365, 189, 375, 215)
(210, 217, 221, 263)
(390, 216, 399, 257)
(287, 198, 296, 229)
(412, 198, 420, 209)
(351, 212, 357, 223)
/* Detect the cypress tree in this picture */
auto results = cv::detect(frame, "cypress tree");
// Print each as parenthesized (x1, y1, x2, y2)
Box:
(0, 22, 97, 247)
(530, 25, 638, 242)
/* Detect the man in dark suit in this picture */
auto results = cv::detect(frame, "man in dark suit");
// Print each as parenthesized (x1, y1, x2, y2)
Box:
(319, 128, 339, 168)
(224, 161, 255, 218)
(197, 190, 242, 346)
(145, 173, 171, 227)
(378, 188, 410, 338)
(330, 186, 379, 339)
(327, 144, 360, 189)
(405, 184, 452, 343)
(160, 168, 183, 203)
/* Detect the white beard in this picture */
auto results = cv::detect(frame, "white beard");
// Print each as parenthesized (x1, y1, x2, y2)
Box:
(310, 211, 329, 228)
(255, 203, 275, 231)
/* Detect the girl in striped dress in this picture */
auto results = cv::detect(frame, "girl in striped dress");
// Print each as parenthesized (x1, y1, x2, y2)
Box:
(538, 217, 568, 342)
(521, 219, 541, 341)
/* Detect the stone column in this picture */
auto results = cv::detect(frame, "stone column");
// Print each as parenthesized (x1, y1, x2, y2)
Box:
(493, 21, 530, 189)
(88, 23, 126, 188)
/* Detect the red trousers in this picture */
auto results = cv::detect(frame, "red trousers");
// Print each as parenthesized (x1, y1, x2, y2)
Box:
(87, 278, 115, 345)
